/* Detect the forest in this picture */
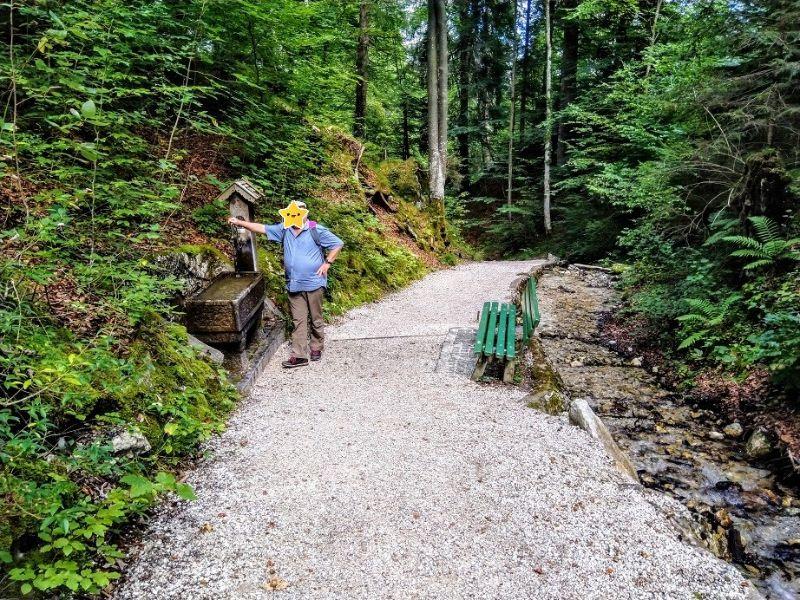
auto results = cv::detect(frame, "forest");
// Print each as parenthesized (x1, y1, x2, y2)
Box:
(1, 0, 798, 596)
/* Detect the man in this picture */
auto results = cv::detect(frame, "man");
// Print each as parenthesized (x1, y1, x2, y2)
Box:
(229, 202, 344, 368)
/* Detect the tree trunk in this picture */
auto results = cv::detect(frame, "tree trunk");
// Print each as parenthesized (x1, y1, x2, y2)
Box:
(476, 3, 494, 170)
(427, 0, 446, 201)
(644, 0, 662, 77)
(246, 19, 263, 102)
(479, 91, 494, 169)
(402, 97, 411, 160)
(457, 1, 472, 185)
(354, 2, 370, 139)
(435, 0, 448, 170)
(543, 0, 553, 234)
(556, 0, 578, 166)
(519, 0, 533, 141)
(507, 0, 518, 219)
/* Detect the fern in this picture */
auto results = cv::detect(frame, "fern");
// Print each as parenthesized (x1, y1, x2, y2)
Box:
(750, 215, 781, 242)
(722, 235, 761, 249)
(676, 294, 742, 351)
(682, 298, 717, 317)
(742, 259, 774, 270)
(720, 216, 800, 270)
(703, 212, 740, 246)
(678, 330, 708, 349)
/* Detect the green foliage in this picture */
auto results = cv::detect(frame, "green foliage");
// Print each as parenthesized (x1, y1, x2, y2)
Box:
(677, 294, 743, 351)
(719, 217, 800, 271)
(1, 317, 236, 597)
(317, 202, 428, 315)
(747, 312, 800, 386)
(497, 0, 800, 395)
(7, 472, 194, 596)
(192, 200, 230, 237)
(374, 159, 424, 203)
(0, 0, 446, 595)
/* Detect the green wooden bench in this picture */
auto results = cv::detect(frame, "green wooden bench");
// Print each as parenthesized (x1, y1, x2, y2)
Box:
(520, 277, 541, 343)
(472, 301, 517, 383)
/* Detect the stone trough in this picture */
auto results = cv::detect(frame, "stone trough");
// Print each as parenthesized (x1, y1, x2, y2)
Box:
(184, 271, 265, 350)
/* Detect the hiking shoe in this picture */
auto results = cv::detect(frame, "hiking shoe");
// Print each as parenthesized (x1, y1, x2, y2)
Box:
(282, 356, 309, 369)
(310, 350, 322, 361)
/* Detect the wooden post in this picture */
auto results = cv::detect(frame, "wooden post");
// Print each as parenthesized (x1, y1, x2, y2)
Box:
(503, 359, 516, 384)
(471, 355, 489, 381)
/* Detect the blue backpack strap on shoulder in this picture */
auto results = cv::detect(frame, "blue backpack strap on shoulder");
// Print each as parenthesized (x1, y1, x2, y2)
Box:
(309, 224, 322, 249)
(279, 224, 324, 252)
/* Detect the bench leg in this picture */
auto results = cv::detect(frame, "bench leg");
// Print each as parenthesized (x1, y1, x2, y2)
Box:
(502, 359, 516, 384)
(471, 356, 488, 381)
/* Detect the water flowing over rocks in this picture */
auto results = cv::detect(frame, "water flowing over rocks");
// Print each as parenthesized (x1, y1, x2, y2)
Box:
(536, 264, 800, 600)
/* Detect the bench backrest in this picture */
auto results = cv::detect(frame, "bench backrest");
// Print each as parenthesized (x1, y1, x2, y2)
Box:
(474, 301, 517, 360)
(521, 277, 541, 343)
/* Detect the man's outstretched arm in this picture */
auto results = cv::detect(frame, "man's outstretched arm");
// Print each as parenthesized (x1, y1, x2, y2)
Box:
(229, 217, 282, 241)
(229, 217, 264, 234)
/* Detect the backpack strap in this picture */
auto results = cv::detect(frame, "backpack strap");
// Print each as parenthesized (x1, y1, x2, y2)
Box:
(308, 223, 322, 250)
(279, 222, 324, 253)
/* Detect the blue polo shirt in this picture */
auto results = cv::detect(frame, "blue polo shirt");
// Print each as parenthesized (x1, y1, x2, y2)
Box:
(263, 222, 344, 293)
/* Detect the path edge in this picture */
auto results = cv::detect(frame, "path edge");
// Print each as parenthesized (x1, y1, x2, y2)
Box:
(521, 261, 765, 598)
(512, 259, 639, 484)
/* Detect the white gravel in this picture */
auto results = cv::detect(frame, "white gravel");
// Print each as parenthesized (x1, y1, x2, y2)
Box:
(115, 261, 752, 599)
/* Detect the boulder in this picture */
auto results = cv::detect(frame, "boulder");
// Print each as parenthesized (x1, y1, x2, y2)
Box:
(156, 245, 233, 300)
(111, 429, 152, 455)
(745, 428, 772, 459)
(708, 430, 725, 441)
(523, 338, 568, 415)
(568, 398, 639, 482)
(188, 334, 225, 364)
(525, 389, 567, 415)
(723, 422, 744, 438)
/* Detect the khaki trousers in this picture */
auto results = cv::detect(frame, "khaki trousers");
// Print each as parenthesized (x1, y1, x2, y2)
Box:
(288, 287, 325, 359)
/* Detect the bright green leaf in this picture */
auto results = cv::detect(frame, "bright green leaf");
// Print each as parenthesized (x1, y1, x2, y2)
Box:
(81, 100, 96, 118)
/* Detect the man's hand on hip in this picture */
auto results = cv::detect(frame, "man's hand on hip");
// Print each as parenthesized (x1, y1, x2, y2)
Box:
(316, 262, 331, 277)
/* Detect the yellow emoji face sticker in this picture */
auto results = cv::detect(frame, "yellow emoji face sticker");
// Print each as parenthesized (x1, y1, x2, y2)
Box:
(279, 201, 309, 229)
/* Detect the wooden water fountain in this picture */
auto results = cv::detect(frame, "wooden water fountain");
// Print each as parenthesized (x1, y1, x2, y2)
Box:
(185, 180, 266, 351)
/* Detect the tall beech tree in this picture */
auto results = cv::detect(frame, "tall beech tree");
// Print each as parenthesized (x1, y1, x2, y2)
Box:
(518, 0, 534, 141)
(556, 0, 578, 165)
(354, 1, 370, 138)
(542, 0, 553, 233)
(456, 1, 474, 184)
(507, 0, 519, 216)
(427, 0, 448, 201)
(475, 2, 495, 169)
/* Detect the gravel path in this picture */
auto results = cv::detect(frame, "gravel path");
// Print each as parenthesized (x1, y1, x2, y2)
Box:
(115, 261, 752, 599)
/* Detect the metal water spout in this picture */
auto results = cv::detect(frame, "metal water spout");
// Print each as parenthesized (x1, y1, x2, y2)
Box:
(230, 220, 251, 274)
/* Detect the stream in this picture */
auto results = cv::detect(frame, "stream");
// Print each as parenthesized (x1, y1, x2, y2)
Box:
(536, 265, 800, 600)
